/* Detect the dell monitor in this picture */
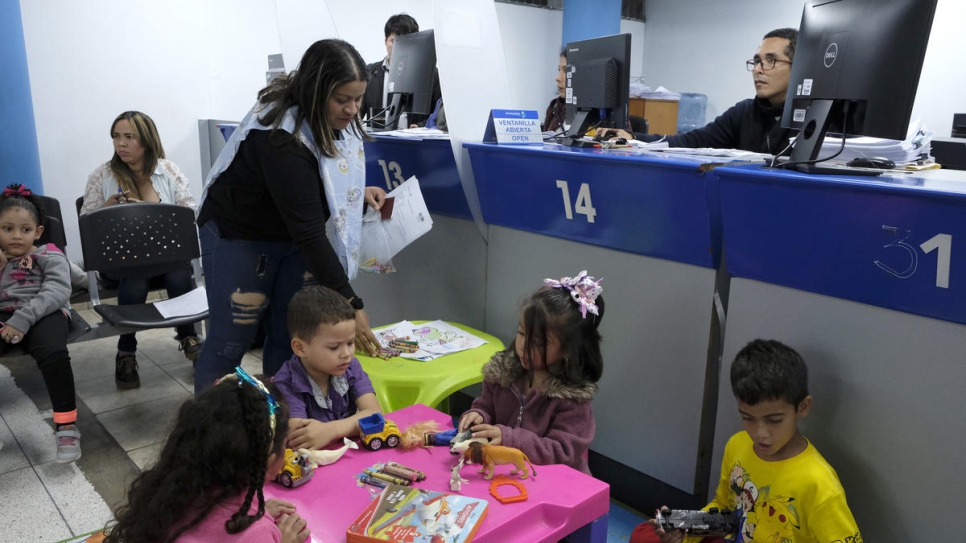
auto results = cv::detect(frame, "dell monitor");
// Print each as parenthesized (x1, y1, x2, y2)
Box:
(781, 0, 938, 174)
(563, 33, 632, 142)
(379, 29, 437, 130)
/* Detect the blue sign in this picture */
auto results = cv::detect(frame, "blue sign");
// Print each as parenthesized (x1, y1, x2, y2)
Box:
(717, 164, 966, 325)
(465, 143, 722, 268)
(364, 136, 472, 220)
(483, 109, 542, 144)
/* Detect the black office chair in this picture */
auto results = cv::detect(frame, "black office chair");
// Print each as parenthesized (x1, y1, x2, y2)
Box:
(629, 115, 649, 135)
(78, 203, 207, 334)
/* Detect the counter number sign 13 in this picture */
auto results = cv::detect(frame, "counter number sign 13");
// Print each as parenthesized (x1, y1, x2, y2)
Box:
(378, 159, 405, 190)
(556, 180, 596, 223)
(874, 225, 951, 289)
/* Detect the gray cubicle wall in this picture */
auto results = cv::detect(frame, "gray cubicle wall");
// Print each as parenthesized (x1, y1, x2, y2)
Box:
(198, 119, 236, 181)
(715, 279, 966, 541)
(485, 225, 718, 497)
(352, 215, 487, 331)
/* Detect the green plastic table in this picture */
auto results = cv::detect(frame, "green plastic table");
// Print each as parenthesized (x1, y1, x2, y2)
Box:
(357, 321, 504, 412)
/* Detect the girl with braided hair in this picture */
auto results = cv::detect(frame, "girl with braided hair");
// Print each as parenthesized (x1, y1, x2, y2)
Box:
(0, 184, 79, 462)
(105, 368, 312, 543)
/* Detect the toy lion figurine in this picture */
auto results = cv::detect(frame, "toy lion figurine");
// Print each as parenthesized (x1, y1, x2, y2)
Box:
(453, 440, 537, 480)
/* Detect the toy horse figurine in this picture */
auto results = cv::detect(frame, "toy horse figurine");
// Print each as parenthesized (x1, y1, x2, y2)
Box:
(298, 437, 359, 468)
(451, 441, 537, 480)
(450, 458, 469, 491)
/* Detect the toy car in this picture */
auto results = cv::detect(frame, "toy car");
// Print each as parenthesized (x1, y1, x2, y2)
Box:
(656, 508, 739, 537)
(273, 448, 315, 488)
(358, 413, 402, 451)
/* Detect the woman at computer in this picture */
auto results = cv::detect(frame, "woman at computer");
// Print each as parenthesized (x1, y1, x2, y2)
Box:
(542, 50, 568, 133)
(194, 39, 386, 394)
(81, 111, 203, 391)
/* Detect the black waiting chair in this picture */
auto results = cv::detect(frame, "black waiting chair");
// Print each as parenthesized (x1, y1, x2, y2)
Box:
(77, 203, 207, 336)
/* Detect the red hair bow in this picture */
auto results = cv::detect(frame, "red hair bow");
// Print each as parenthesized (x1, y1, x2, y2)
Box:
(3, 184, 33, 197)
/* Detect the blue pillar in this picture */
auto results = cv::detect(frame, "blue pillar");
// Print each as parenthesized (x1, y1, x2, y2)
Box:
(1, 0, 44, 194)
(562, 0, 621, 47)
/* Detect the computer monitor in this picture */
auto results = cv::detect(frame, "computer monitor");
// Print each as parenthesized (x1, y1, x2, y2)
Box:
(781, 0, 938, 174)
(563, 33, 632, 141)
(380, 29, 437, 130)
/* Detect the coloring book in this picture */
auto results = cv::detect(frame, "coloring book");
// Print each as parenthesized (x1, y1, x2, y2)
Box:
(346, 484, 489, 543)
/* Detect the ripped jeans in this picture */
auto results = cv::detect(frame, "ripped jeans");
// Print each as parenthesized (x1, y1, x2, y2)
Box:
(194, 221, 314, 394)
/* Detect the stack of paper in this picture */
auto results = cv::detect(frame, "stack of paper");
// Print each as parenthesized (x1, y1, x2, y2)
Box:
(629, 84, 681, 101)
(375, 127, 450, 140)
(817, 119, 932, 165)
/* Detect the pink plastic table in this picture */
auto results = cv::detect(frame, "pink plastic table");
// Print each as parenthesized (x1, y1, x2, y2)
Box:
(265, 404, 610, 543)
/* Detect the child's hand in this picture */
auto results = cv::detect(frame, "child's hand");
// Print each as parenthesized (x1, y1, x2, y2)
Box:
(469, 423, 502, 446)
(458, 412, 483, 433)
(1, 324, 25, 344)
(288, 419, 339, 450)
(265, 498, 296, 520)
(650, 508, 685, 543)
(276, 512, 311, 543)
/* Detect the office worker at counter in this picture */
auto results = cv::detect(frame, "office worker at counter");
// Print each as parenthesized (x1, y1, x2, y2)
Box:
(195, 39, 386, 394)
(608, 28, 799, 154)
(362, 13, 442, 128)
(362, 13, 420, 120)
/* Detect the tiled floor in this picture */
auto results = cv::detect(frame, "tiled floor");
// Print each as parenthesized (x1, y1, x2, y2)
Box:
(0, 307, 645, 543)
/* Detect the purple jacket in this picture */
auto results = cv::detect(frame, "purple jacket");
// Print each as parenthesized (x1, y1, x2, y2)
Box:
(272, 354, 375, 422)
(464, 350, 597, 474)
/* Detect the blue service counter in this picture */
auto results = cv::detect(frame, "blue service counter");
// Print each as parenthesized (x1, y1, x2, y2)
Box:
(464, 143, 722, 268)
(465, 142, 725, 501)
(353, 136, 485, 330)
(364, 136, 472, 220)
(711, 164, 966, 542)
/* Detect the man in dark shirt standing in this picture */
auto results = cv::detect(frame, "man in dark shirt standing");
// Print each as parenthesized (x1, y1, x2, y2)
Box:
(612, 28, 799, 154)
(362, 13, 420, 120)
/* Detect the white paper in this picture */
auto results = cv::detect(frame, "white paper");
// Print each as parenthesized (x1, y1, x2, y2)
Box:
(362, 176, 433, 259)
(376, 127, 451, 140)
(373, 320, 489, 361)
(155, 287, 208, 319)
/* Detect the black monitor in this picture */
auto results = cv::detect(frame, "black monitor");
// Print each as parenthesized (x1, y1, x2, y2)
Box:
(380, 29, 437, 130)
(563, 33, 632, 142)
(781, 0, 938, 174)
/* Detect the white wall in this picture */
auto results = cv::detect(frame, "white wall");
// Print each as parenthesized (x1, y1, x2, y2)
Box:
(18, 0, 574, 259)
(641, 0, 966, 134)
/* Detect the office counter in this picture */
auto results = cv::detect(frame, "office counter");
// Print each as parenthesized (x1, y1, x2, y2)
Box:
(354, 136, 486, 330)
(465, 142, 725, 506)
(712, 164, 966, 542)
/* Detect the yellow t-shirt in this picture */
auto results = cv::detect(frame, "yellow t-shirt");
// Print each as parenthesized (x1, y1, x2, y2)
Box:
(696, 432, 862, 543)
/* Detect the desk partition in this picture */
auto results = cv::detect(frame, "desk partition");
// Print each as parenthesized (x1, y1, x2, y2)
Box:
(714, 165, 966, 542)
(466, 143, 725, 508)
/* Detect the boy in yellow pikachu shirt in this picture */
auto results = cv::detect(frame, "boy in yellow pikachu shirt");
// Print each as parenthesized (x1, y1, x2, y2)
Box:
(632, 339, 862, 543)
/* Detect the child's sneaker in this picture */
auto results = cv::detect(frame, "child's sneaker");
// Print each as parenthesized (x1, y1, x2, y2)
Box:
(178, 336, 204, 362)
(55, 425, 81, 463)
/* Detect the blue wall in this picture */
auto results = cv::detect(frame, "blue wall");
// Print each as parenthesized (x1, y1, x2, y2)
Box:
(1, 0, 44, 194)
(562, 0, 621, 47)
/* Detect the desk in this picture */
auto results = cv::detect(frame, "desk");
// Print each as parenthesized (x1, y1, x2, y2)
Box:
(364, 136, 472, 220)
(465, 142, 724, 503)
(265, 404, 610, 543)
(711, 165, 966, 542)
(357, 322, 503, 413)
(629, 98, 678, 135)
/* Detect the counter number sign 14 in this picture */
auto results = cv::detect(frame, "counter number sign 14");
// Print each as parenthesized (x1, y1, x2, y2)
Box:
(556, 180, 596, 223)
(874, 225, 951, 289)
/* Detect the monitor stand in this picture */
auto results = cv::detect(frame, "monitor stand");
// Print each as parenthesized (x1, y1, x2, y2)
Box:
(785, 99, 881, 177)
(561, 110, 598, 147)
